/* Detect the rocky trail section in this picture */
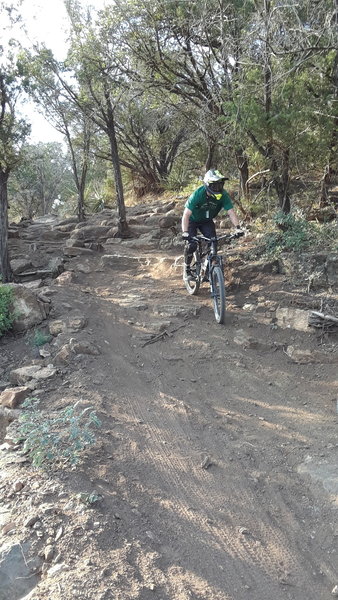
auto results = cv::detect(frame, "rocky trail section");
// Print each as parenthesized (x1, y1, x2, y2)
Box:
(1, 204, 338, 600)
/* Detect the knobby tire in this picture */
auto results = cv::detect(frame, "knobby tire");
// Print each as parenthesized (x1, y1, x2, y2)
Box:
(211, 266, 226, 324)
(184, 251, 201, 295)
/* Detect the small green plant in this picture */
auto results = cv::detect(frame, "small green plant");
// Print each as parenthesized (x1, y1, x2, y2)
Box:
(16, 398, 101, 468)
(77, 491, 102, 506)
(30, 329, 52, 347)
(0, 284, 15, 336)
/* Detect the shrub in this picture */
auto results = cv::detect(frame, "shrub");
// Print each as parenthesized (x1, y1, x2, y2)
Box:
(0, 284, 14, 337)
(30, 329, 52, 347)
(16, 398, 101, 468)
(250, 212, 338, 259)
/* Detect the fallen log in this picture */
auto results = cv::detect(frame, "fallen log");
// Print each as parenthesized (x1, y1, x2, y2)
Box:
(308, 311, 338, 330)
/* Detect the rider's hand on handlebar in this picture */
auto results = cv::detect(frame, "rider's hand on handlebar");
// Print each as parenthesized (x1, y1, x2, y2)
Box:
(182, 231, 190, 241)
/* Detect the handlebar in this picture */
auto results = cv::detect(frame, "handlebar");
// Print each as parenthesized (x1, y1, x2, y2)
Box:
(189, 231, 244, 243)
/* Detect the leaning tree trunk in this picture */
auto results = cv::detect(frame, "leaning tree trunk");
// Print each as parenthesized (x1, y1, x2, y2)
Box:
(77, 163, 87, 222)
(103, 87, 129, 238)
(107, 117, 129, 238)
(0, 170, 12, 282)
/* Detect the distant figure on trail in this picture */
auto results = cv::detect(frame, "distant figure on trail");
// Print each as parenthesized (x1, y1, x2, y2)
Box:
(181, 169, 243, 280)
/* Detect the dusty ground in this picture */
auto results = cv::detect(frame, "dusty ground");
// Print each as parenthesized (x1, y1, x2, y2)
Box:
(0, 215, 337, 600)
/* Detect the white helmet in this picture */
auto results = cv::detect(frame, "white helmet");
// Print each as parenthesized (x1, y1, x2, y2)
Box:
(203, 169, 227, 185)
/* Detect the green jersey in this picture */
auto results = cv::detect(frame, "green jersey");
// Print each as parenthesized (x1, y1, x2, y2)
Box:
(185, 186, 233, 223)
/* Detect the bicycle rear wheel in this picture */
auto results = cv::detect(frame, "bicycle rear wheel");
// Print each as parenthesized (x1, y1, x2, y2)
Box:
(211, 266, 226, 323)
(183, 251, 201, 295)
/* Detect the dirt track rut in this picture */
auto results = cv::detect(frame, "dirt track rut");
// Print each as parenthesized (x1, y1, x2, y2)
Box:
(54, 246, 338, 600)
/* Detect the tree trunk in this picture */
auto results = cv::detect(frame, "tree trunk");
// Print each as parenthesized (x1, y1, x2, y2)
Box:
(205, 142, 216, 171)
(106, 114, 129, 238)
(77, 164, 87, 222)
(0, 170, 12, 283)
(77, 188, 86, 222)
(270, 151, 291, 214)
(235, 148, 249, 198)
(320, 50, 338, 206)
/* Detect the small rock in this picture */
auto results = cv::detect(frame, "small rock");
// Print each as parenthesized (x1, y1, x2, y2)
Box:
(24, 515, 40, 527)
(3, 521, 16, 534)
(332, 585, 338, 596)
(13, 480, 25, 492)
(44, 545, 55, 561)
(49, 320, 65, 335)
(0, 386, 30, 408)
(238, 527, 250, 535)
(46, 537, 54, 545)
(55, 526, 63, 541)
(201, 456, 212, 469)
(55, 271, 75, 285)
(47, 563, 65, 576)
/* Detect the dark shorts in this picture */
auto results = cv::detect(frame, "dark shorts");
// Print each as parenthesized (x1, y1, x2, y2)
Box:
(185, 219, 216, 255)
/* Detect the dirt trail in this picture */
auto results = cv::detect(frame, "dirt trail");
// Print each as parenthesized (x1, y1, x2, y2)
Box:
(1, 227, 338, 600)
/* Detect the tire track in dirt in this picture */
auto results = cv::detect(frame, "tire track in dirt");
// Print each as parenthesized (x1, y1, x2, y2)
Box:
(79, 249, 337, 599)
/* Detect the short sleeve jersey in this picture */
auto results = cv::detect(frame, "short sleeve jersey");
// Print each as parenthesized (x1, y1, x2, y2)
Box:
(185, 186, 233, 223)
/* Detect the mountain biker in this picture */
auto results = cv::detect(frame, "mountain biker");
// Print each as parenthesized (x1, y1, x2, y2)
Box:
(181, 169, 243, 280)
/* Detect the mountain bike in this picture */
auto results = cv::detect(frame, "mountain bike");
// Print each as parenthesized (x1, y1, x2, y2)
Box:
(183, 232, 244, 324)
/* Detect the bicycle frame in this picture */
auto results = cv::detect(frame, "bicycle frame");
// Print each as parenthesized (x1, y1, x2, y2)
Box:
(183, 231, 243, 322)
(189, 232, 238, 286)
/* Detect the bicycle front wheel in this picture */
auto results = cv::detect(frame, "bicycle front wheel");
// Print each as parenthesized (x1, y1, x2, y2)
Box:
(211, 266, 226, 324)
(183, 251, 201, 295)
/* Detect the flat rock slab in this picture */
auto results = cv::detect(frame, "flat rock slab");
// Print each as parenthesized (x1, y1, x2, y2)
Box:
(10, 365, 57, 385)
(100, 254, 140, 270)
(153, 305, 200, 318)
(298, 455, 338, 500)
(0, 543, 39, 600)
(276, 307, 310, 332)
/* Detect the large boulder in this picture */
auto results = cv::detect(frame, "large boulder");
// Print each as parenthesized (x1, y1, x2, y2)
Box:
(70, 225, 111, 242)
(10, 259, 33, 275)
(9, 284, 51, 332)
(158, 213, 179, 228)
(40, 229, 69, 240)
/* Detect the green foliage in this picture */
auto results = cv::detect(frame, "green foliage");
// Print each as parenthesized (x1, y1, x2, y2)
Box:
(29, 329, 52, 347)
(250, 212, 338, 259)
(8, 142, 74, 220)
(77, 491, 101, 506)
(16, 398, 101, 468)
(0, 284, 14, 336)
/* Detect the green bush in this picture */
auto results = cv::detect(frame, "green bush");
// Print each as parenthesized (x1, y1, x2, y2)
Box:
(250, 212, 338, 259)
(16, 398, 101, 468)
(0, 284, 14, 337)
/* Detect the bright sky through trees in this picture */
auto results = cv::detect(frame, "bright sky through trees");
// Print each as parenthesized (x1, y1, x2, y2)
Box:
(16, 0, 107, 142)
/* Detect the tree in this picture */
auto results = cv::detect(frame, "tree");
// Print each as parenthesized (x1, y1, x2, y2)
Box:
(61, 0, 131, 235)
(111, 97, 189, 196)
(111, 0, 338, 212)
(0, 4, 30, 282)
(20, 47, 94, 222)
(111, 0, 257, 195)
(8, 142, 73, 219)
